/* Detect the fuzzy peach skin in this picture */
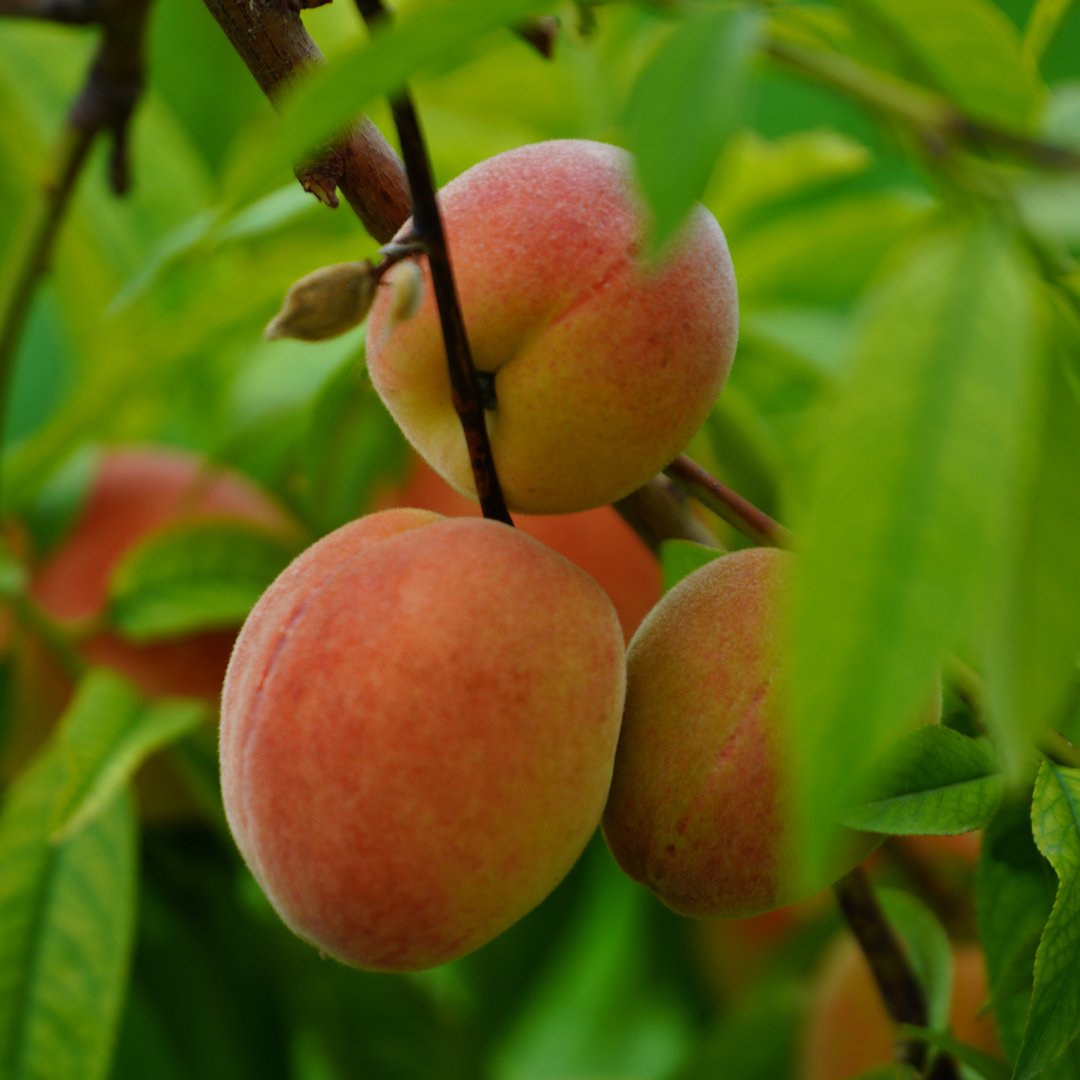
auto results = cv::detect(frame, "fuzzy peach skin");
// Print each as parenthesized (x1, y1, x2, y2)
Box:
(365, 139, 739, 514)
(220, 510, 626, 972)
(799, 936, 1000, 1079)
(375, 456, 661, 641)
(4, 447, 298, 817)
(603, 547, 911, 918)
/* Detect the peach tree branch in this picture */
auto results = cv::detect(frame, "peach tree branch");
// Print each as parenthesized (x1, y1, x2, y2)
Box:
(764, 38, 1080, 174)
(0, 0, 153, 511)
(832, 867, 960, 1077)
(0, 0, 102, 22)
(200, 0, 409, 242)
(665, 453, 793, 548)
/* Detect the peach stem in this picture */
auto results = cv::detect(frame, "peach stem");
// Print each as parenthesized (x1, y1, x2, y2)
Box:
(356, 0, 513, 526)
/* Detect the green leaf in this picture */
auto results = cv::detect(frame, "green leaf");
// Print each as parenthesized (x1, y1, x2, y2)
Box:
(789, 218, 1039, 884)
(733, 190, 930, 307)
(107, 521, 298, 641)
(0, 675, 139, 1080)
(0, 539, 25, 602)
(11, 444, 99, 558)
(1015, 764, 1080, 1078)
(302, 357, 407, 533)
(841, 726, 1003, 836)
(982, 311, 1080, 775)
(878, 887, 954, 1032)
(490, 845, 691, 1080)
(977, 799, 1057, 1062)
(658, 539, 723, 594)
(709, 129, 873, 228)
(222, 0, 554, 213)
(47, 680, 208, 842)
(894, 1025, 1011, 1080)
(849, 0, 1044, 130)
(667, 982, 803, 1080)
(1023, 0, 1077, 63)
(624, 8, 759, 255)
(846, 1067, 917, 1080)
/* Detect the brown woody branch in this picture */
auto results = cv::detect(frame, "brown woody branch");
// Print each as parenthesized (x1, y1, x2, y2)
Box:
(765, 38, 1080, 175)
(200, 0, 409, 243)
(833, 867, 961, 1078)
(666, 453, 793, 548)
(0, 0, 102, 22)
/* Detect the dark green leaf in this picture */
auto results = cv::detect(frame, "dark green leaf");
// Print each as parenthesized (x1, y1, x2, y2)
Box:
(624, 8, 759, 255)
(491, 848, 690, 1080)
(1014, 764, 1080, 1078)
(107, 521, 298, 641)
(977, 799, 1057, 1062)
(894, 1024, 1010, 1080)
(841, 726, 1003, 836)
(667, 982, 803, 1080)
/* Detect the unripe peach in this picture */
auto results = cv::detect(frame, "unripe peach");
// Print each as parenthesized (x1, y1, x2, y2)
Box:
(799, 935, 1000, 1079)
(220, 510, 626, 971)
(366, 139, 738, 514)
(375, 456, 661, 640)
(603, 547, 899, 918)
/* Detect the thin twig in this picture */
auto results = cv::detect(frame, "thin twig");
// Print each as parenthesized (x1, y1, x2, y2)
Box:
(834, 867, 961, 1079)
(0, 131, 96, 505)
(514, 15, 559, 59)
(665, 453, 793, 548)
(615, 475, 724, 554)
(355, 0, 511, 524)
(0, 0, 153, 511)
(0, 0, 102, 22)
(764, 38, 1080, 174)
(200, 0, 409, 242)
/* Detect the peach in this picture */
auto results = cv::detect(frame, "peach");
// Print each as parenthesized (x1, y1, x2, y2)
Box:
(366, 139, 739, 514)
(799, 935, 1000, 1079)
(375, 456, 661, 640)
(603, 547, 899, 918)
(219, 510, 626, 971)
(4, 447, 298, 815)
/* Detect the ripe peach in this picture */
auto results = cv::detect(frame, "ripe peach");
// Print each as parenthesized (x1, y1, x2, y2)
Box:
(603, 547, 920, 918)
(799, 935, 1000, 1079)
(4, 447, 297, 814)
(219, 510, 626, 971)
(375, 456, 661, 640)
(366, 139, 739, 514)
